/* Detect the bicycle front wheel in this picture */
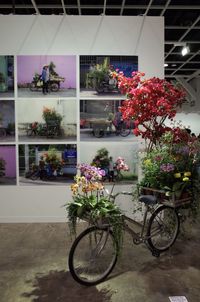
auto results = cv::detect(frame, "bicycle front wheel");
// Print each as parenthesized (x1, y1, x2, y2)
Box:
(68, 226, 118, 286)
(147, 205, 180, 252)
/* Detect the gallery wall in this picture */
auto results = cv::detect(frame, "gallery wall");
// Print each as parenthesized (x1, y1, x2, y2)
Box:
(0, 15, 164, 222)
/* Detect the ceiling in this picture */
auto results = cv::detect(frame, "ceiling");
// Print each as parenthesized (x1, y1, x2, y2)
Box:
(0, 0, 199, 82)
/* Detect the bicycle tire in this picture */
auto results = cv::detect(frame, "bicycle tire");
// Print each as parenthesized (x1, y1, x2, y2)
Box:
(50, 83, 59, 92)
(29, 82, 38, 91)
(147, 205, 180, 253)
(93, 128, 104, 138)
(119, 124, 131, 137)
(30, 171, 40, 180)
(68, 226, 118, 286)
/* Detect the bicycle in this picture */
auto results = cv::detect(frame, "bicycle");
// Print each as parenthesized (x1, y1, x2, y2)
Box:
(92, 119, 132, 138)
(68, 189, 181, 286)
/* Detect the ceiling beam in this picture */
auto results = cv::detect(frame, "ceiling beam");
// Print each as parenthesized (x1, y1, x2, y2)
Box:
(103, 0, 107, 15)
(166, 61, 200, 64)
(165, 40, 200, 44)
(165, 15, 200, 59)
(30, 0, 40, 14)
(171, 49, 200, 75)
(120, 0, 126, 16)
(186, 70, 200, 82)
(144, 0, 154, 16)
(61, 0, 66, 15)
(0, 5, 200, 10)
(166, 25, 200, 29)
(160, 0, 171, 16)
(77, 0, 81, 15)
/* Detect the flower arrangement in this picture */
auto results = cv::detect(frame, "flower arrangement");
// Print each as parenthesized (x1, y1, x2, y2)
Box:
(113, 71, 186, 151)
(112, 70, 200, 204)
(140, 130, 200, 198)
(42, 106, 62, 125)
(115, 157, 129, 171)
(42, 148, 63, 171)
(66, 164, 123, 253)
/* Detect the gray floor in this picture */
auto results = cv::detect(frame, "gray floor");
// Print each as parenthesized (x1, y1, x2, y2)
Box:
(0, 222, 200, 302)
(17, 88, 76, 98)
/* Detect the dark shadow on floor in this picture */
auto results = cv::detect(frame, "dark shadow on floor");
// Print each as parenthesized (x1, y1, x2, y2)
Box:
(22, 270, 113, 302)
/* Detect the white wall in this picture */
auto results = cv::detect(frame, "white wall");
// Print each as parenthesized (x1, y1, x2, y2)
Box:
(0, 15, 164, 222)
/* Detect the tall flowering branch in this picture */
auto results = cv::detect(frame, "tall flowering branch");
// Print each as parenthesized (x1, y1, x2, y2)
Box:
(113, 71, 186, 151)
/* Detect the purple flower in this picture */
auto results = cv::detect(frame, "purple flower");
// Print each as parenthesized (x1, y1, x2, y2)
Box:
(160, 163, 175, 172)
(78, 163, 105, 180)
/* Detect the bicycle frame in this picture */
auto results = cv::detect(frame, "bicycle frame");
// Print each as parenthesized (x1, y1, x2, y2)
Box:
(109, 191, 159, 245)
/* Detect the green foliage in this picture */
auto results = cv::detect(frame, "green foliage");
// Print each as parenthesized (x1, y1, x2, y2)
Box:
(67, 194, 123, 255)
(42, 107, 62, 125)
(140, 131, 197, 198)
(91, 148, 110, 168)
(88, 57, 110, 85)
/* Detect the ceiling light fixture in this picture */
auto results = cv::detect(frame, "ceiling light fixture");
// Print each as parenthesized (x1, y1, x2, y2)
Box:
(181, 45, 190, 56)
(164, 63, 168, 67)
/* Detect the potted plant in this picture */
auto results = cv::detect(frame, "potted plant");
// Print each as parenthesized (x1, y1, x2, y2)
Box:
(66, 164, 124, 254)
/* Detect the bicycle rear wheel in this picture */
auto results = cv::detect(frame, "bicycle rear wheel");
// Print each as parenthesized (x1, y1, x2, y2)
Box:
(147, 205, 180, 253)
(68, 226, 118, 286)
(119, 123, 131, 137)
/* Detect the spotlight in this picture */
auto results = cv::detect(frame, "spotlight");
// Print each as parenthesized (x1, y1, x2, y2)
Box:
(181, 45, 190, 56)
(164, 63, 168, 67)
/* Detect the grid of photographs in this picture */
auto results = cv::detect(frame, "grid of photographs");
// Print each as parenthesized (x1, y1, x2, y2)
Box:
(0, 54, 139, 186)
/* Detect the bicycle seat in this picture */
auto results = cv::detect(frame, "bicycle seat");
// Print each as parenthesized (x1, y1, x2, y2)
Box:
(139, 195, 157, 205)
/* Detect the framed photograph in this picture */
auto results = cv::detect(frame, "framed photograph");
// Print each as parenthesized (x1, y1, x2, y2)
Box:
(18, 144, 77, 185)
(0, 56, 14, 98)
(17, 55, 76, 98)
(17, 99, 77, 142)
(80, 55, 138, 98)
(0, 100, 15, 142)
(0, 145, 16, 185)
(80, 142, 139, 184)
(80, 99, 135, 141)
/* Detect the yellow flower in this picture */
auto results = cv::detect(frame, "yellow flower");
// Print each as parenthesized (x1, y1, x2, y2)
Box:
(184, 171, 191, 177)
(144, 159, 152, 166)
(71, 183, 79, 194)
(183, 177, 189, 182)
(174, 173, 181, 178)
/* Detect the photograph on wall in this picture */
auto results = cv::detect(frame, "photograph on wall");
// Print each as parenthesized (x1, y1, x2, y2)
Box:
(80, 142, 139, 184)
(0, 145, 16, 185)
(0, 56, 14, 98)
(0, 100, 15, 142)
(18, 144, 77, 185)
(80, 99, 135, 141)
(17, 55, 76, 98)
(80, 55, 138, 98)
(17, 99, 77, 142)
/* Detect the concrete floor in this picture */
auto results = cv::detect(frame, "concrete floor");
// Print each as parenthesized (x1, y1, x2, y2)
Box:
(17, 88, 76, 98)
(0, 222, 200, 302)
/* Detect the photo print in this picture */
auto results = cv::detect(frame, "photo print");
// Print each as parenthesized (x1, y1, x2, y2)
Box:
(0, 56, 14, 98)
(18, 144, 77, 185)
(80, 55, 138, 98)
(0, 145, 16, 185)
(0, 100, 15, 142)
(80, 99, 136, 141)
(80, 142, 139, 185)
(17, 55, 76, 98)
(17, 99, 77, 142)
